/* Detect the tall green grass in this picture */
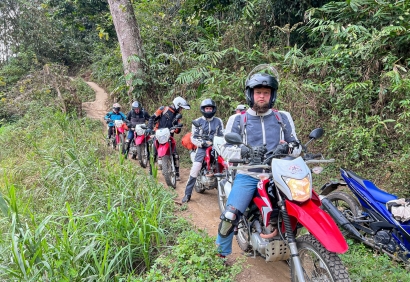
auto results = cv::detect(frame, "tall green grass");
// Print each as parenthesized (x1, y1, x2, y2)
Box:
(0, 106, 242, 281)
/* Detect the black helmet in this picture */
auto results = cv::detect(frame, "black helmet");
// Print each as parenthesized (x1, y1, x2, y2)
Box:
(200, 98, 217, 119)
(245, 73, 279, 108)
(132, 101, 140, 110)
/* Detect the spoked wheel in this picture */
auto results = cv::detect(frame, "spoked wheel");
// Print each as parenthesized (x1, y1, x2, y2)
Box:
(119, 134, 125, 154)
(326, 191, 361, 237)
(162, 155, 176, 188)
(137, 144, 148, 168)
(235, 217, 251, 252)
(290, 234, 350, 282)
(148, 141, 155, 176)
(111, 136, 117, 150)
(194, 174, 206, 194)
(130, 144, 137, 160)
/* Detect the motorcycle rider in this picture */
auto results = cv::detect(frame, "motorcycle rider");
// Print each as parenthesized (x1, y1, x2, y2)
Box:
(104, 103, 127, 141)
(147, 96, 190, 181)
(181, 98, 224, 203)
(123, 101, 150, 158)
(225, 104, 247, 132)
(234, 104, 246, 114)
(215, 70, 301, 259)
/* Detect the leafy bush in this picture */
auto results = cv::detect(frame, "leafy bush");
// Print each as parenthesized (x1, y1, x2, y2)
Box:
(139, 229, 242, 281)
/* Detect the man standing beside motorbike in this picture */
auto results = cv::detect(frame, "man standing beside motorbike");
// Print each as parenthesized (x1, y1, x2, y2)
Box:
(181, 98, 224, 203)
(147, 96, 190, 181)
(104, 103, 127, 141)
(123, 101, 150, 158)
(215, 69, 301, 258)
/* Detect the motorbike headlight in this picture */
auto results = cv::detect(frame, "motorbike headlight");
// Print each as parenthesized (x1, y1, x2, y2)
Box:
(155, 129, 171, 144)
(135, 126, 145, 136)
(282, 176, 311, 202)
(114, 120, 124, 128)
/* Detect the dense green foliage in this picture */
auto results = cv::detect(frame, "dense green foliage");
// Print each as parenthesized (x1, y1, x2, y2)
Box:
(1, 0, 410, 280)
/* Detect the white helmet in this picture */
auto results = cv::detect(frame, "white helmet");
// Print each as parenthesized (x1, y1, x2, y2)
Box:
(112, 103, 121, 112)
(173, 96, 190, 110)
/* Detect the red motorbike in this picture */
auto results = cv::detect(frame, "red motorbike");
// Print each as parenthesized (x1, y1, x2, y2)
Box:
(190, 120, 225, 195)
(224, 129, 350, 282)
(152, 116, 183, 188)
(107, 119, 127, 150)
(128, 124, 151, 168)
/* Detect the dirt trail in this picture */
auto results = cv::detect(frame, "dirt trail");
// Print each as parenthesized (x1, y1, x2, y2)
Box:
(82, 81, 291, 282)
(82, 81, 109, 121)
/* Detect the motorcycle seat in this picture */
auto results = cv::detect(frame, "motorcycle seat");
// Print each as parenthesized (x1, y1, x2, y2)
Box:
(347, 170, 398, 204)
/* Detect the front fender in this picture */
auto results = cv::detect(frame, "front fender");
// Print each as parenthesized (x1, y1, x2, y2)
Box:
(286, 199, 348, 254)
(135, 135, 146, 145)
(157, 143, 170, 157)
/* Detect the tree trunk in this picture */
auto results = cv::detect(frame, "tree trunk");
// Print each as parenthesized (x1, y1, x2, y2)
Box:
(107, 0, 144, 102)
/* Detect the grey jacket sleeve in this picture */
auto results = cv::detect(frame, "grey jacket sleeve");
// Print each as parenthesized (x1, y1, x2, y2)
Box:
(190, 121, 203, 148)
(225, 114, 241, 135)
(216, 117, 224, 137)
(280, 112, 301, 157)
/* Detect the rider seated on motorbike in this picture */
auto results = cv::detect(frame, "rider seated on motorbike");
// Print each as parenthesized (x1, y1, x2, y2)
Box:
(181, 98, 224, 203)
(215, 69, 301, 259)
(234, 104, 246, 114)
(104, 103, 127, 141)
(225, 104, 247, 132)
(123, 101, 150, 158)
(147, 96, 190, 181)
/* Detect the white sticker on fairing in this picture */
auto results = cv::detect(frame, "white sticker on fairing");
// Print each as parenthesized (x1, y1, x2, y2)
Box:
(288, 165, 302, 174)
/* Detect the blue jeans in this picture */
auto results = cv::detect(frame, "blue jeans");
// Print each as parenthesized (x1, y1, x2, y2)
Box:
(127, 130, 134, 141)
(215, 173, 259, 256)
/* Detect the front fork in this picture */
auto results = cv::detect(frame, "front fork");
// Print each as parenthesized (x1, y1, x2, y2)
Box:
(115, 127, 120, 144)
(169, 139, 175, 173)
(277, 193, 305, 282)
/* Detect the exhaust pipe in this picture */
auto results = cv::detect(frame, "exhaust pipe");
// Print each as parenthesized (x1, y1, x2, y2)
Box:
(321, 198, 364, 241)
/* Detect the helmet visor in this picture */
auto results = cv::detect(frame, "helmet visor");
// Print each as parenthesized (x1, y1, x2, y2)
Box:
(246, 64, 280, 86)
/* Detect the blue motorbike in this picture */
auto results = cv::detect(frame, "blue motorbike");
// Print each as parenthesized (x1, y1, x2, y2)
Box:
(320, 168, 410, 264)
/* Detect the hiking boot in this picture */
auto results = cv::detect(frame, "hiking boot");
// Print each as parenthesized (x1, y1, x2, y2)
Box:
(217, 254, 233, 267)
(182, 195, 191, 203)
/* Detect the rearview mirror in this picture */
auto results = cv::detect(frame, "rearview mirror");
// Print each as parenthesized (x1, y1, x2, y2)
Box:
(224, 133, 243, 145)
(309, 128, 324, 140)
(175, 114, 182, 120)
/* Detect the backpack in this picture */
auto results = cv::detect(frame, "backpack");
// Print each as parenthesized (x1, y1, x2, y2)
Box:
(181, 132, 197, 150)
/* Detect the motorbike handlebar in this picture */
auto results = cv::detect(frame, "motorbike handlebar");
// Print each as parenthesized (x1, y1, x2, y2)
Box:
(228, 164, 270, 170)
(305, 159, 335, 164)
(228, 158, 245, 164)
(304, 153, 322, 160)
